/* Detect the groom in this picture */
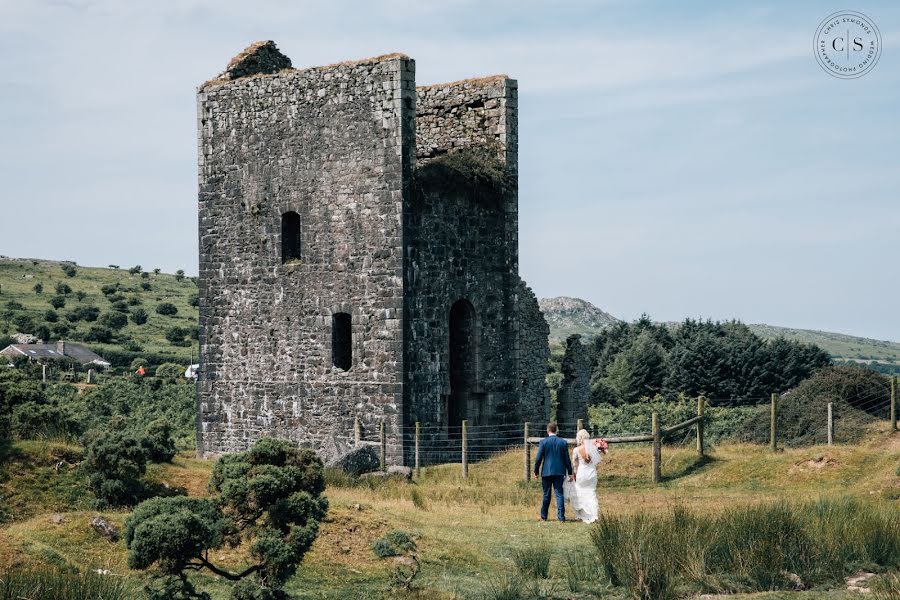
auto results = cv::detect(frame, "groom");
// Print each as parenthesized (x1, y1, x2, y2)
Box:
(532, 421, 573, 522)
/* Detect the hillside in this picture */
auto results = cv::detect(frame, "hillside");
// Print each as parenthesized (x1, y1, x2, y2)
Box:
(538, 295, 900, 371)
(0, 257, 198, 367)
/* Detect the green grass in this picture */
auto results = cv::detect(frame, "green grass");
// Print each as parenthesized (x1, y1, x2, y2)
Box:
(0, 564, 135, 600)
(0, 258, 198, 361)
(1, 433, 898, 599)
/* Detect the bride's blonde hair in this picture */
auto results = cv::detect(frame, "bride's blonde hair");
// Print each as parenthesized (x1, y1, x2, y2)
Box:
(576, 429, 590, 445)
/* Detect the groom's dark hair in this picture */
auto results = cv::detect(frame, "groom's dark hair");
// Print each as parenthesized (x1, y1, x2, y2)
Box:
(547, 422, 558, 433)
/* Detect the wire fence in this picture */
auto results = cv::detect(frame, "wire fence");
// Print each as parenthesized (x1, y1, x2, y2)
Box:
(354, 378, 897, 484)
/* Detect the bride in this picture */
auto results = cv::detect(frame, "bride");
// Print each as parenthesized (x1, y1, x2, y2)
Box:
(564, 429, 603, 523)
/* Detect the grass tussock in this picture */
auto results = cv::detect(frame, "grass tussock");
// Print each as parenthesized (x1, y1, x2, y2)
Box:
(511, 543, 551, 579)
(590, 497, 900, 600)
(0, 565, 134, 600)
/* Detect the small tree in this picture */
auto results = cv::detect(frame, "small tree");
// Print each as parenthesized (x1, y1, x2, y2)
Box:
(142, 419, 177, 462)
(74, 290, 87, 301)
(129, 265, 142, 275)
(33, 282, 43, 294)
(175, 270, 185, 281)
(126, 438, 328, 600)
(61, 264, 77, 278)
(156, 363, 184, 381)
(50, 296, 66, 309)
(55, 282, 72, 295)
(85, 325, 114, 343)
(109, 264, 120, 269)
(44, 309, 58, 323)
(81, 430, 148, 507)
(188, 294, 200, 308)
(153, 268, 161, 275)
(131, 308, 149, 325)
(141, 281, 152, 291)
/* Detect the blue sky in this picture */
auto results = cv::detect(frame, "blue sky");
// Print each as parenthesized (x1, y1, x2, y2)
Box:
(1, 1, 898, 340)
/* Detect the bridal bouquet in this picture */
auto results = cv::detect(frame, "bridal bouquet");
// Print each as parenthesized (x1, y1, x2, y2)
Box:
(593, 438, 609, 454)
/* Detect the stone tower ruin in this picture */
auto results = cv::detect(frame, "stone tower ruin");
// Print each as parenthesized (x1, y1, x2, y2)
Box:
(196, 41, 549, 464)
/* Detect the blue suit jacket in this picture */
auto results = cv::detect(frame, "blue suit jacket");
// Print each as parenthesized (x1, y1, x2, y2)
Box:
(533, 434, 573, 477)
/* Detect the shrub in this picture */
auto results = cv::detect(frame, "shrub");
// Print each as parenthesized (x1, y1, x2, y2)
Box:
(122, 339, 143, 352)
(84, 325, 113, 343)
(372, 530, 417, 558)
(32, 324, 50, 343)
(127, 296, 142, 306)
(175, 270, 185, 281)
(153, 268, 161, 275)
(130, 308, 148, 325)
(109, 264, 119, 269)
(61, 264, 77, 277)
(156, 302, 178, 316)
(130, 358, 148, 372)
(141, 272, 149, 279)
(12, 314, 34, 332)
(128, 265, 142, 275)
(111, 300, 129, 313)
(44, 309, 58, 323)
(140, 281, 151, 291)
(11, 401, 82, 440)
(188, 294, 200, 308)
(155, 363, 184, 381)
(99, 312, 128, 331)
(0, 565, 133, 600)
(74, 290, 86, 301)
(49, 296, 65, 309)
(511, 544, 551, 579)
(80, 430, 148, 507)
(55, 282, 72, 295)
(165, 327, 190, 346)
(32, 282, 43, 294)
(100, 284, 118, 296)
(141, 419, 177, 462)
(127, 438, 328, 600)
(4, 300, 24, 311)
(51, 323, 69, 337)
(66, 306, 99, 323)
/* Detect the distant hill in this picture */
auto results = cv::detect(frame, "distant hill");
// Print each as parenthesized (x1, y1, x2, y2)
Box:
(0, 257, 198, 366)
(538, 295, 900, 371)
(538, 296, 620, 341)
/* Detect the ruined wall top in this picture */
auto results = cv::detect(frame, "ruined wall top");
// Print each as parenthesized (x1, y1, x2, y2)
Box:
(416, 76, 518, 171)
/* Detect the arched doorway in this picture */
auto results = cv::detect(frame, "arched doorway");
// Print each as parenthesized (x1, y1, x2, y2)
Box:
(448, 299, 477, 435)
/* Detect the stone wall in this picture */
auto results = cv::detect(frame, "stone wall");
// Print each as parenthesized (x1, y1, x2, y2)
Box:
(556, 334, 592, 437)
(197, 45, 415, 463)
(516, 278, 551, 426)
(416, 76, 518, 170)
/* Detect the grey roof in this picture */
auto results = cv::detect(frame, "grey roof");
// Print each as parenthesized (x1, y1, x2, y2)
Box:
(0, 342, 110, 366)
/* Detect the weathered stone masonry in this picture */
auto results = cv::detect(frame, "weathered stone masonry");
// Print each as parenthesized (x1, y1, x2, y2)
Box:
(197, 42, 549, 464)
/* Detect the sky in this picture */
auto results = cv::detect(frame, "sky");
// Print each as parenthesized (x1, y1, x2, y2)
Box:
(1, 1, 898, 341)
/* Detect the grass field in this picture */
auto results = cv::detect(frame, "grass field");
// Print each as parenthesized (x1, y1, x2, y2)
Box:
(1, 422, 897, 599)
(0, 257, 198, 362)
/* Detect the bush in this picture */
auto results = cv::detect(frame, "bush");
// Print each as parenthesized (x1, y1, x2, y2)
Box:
(155, 363, 184, 381)
(66, 306, 99, 323)
(130, 308, 148, 325)
(156, 303, 178, 316)
(55, 282, 72, 295)
(51, 323, 69, 337)
(128, 265, 142, 275)
(32, 282, 43, 294)
(74, 291, 86, 301)
(372, 530, 417, 558)
(44, 309, 58, 323)
(11, 401, 82, 440)
(12, 314, 34, 332)
(32, 324, 50, 343)
(111, 300, 129, 313)
(84, 325, 113, 343)
(140, 282, 151, 291)
(101, 284, 118, 296)
(141, 419, 177, 462)
(127, 296, 142, 306)
(127, 438, 328, 600)
(80, 430, 148, 507)
(99, 312, 128, 331)
(188, 294, 200, 308)
(165, 327, 190, 346)
(0, 565, 133, 600)
(49, 296, 66, 309)
(175, 270, 185, 281)
(61, 264, 77, 277)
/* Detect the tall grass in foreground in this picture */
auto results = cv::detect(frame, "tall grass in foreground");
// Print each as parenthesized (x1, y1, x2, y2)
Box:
(0, 566, 133, 600)
(590, 497, 900, 600)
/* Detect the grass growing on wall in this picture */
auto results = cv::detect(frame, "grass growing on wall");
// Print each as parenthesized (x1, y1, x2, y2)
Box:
(413, 145, 514, 208)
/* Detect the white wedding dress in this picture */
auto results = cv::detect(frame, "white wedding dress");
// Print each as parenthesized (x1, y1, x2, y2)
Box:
(564, 440, 601, 523)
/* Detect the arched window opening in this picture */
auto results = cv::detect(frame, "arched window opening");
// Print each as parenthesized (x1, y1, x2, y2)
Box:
(448, 299, 477, 436)
(332, 312, 352, 371)
(281, 211, 302, 263)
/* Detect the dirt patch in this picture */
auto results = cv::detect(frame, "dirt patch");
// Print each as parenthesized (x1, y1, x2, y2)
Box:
(308, 505, 392, 568)
(790, 455, 841, 473)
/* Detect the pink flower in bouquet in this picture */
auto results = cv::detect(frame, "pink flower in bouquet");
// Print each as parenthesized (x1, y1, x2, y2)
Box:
(593, 438, 609, 454)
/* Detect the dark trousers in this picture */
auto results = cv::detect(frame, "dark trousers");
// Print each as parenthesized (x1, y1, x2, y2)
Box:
(540, 475, 565, 521)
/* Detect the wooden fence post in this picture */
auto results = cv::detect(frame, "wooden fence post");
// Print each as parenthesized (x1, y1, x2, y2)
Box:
(461, 420, 468, 479)
(651, 412, 661, 484)
(696, 396, 705, 457)
(576, 418, 584, 433)
(891, 376, 897, 432)
(42, 364, 47, 383)
(354, 417, 361, 445)
(827, 402, 833, 446)
(770, 393, 778, 451)
(523, 422, 531, 483)
(379, 421, 386, 471)
(414, 421, 421, 478)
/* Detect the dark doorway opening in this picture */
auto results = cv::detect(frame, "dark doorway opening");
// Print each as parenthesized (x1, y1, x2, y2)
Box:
(281, 211, 302, 263)
(332, 312, 352, 371)
(448, 299, 477, 436)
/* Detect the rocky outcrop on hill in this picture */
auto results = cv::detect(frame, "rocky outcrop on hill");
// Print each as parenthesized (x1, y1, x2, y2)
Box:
(538, 296, 619, 342)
